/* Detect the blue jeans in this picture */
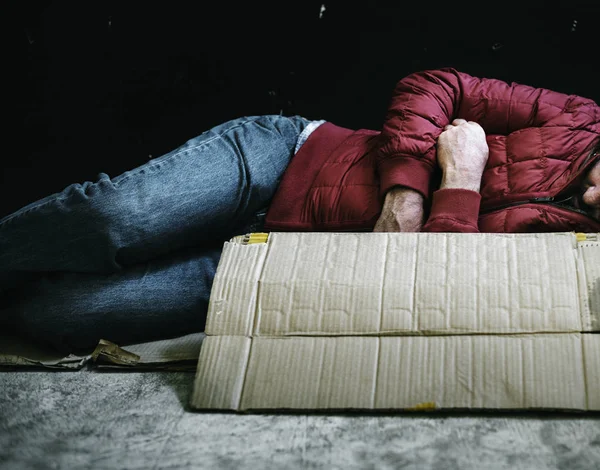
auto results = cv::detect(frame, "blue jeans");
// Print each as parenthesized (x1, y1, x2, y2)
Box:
(0, 115, 310, 352)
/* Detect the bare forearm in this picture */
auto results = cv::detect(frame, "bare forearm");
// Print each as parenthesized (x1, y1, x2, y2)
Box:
(373, 187, 424, 232)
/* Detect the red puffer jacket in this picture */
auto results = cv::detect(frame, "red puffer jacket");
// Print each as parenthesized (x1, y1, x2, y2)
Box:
(264, 68, 600, 233)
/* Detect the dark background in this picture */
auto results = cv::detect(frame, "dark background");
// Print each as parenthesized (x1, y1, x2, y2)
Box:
(3, 0, 600, 218)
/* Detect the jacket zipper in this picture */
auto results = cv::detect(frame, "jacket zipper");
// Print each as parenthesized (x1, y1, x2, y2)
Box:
(553, 147, 600, 200)
(480, 145, 600, 219)
(480, 196, 596, 219)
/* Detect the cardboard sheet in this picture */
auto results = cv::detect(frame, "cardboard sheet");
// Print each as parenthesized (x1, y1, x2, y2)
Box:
(191, 232, 600, 411)
(0, 332, 205, 371)
(0, 332, 89, 370)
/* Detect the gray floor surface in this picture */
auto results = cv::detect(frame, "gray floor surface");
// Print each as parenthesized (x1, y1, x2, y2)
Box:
(1, 368, 600, 470)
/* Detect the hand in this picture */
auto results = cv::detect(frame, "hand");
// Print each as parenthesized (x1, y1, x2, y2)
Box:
(437, 119, 489, 192)
(373, 187, 424, 232)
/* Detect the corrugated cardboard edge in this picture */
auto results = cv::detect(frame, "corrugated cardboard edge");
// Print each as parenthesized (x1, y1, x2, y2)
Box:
(578, 238, 600, 330)
(93, 332, 204, 370)
(0, 332, 204, 371)
(190, 336, 251, 409)
(205, 241, 269, 336)
(0, 352, 89, 370)
(0, 333, 90, 370)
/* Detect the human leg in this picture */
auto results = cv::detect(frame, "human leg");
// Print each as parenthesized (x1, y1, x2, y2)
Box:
(0, 115, 310, 292)
(4, 244, 223, 353)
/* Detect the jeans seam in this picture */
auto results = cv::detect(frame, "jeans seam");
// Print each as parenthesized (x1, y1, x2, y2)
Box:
(0, 116, 279, 228)
(0, 197, 57, 226)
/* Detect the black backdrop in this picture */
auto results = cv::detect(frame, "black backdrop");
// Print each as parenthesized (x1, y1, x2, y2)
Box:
(4, 0, 600, 218)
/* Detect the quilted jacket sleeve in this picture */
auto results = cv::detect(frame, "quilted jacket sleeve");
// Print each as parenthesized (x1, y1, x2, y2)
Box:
(421, 189, 481, 233)
(377, 67, 586, 200)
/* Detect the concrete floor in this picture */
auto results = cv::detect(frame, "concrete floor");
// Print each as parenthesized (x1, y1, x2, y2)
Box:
(1, 369, 600, 470)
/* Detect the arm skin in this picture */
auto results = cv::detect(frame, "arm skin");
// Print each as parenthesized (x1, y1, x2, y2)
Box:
(373, 187, 424, 233)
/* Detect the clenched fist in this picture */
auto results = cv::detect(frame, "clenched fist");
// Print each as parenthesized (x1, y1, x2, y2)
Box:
(437, 119, 489, 193)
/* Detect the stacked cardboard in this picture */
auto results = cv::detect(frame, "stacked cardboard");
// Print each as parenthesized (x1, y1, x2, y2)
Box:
(191, 232, 600, 411)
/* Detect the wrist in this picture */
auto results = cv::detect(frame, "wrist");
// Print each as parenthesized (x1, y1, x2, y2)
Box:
(441, 169, 481, 193)
(385, 187, 424, 205)
(383, 188, 424, 225)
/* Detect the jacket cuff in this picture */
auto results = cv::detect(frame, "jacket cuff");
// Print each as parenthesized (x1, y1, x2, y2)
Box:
(378, 157, 432, 200)
(423, 188, 481, 233)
